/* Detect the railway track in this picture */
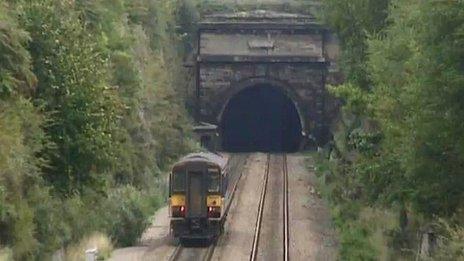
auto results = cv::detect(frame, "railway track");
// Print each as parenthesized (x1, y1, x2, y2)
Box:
(169, 243, 215, 261)
(283, 154, 289, 261)
(249, 154, 271, 261)
(169, 153, 290, 261)
(250, 154, 290, 261)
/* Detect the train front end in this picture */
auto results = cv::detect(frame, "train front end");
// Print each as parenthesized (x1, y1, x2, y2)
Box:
(169, 153, 227, 242)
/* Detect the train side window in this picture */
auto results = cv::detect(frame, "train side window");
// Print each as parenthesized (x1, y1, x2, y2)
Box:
(172, 171, 186, 192)
(207, 170, 220, 193)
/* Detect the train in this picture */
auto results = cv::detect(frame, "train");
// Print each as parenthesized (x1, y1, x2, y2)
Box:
(169, 152, 230, 242)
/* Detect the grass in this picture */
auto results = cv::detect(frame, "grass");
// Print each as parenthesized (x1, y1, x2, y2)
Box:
(307, 149, 408, 260)
(0, 248, 12, 261)
(65, 233, 113, 261)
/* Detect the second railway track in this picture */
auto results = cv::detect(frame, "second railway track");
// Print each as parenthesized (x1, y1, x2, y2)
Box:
(250, 154, 290, 261)
(249, 154, 271, 261)
(170, 153, 291, 261)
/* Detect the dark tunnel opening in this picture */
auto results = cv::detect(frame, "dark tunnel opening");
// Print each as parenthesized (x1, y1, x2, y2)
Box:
(221, 85, 302, 152)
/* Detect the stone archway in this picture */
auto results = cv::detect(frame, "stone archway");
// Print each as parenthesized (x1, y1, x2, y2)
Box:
(218, 79, 304, 152)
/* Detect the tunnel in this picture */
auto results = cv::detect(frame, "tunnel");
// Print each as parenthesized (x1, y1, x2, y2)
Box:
(221, 84, 303, 152)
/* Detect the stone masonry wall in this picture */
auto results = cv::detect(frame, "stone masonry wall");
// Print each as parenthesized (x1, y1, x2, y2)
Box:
(198, 62, 329, 141)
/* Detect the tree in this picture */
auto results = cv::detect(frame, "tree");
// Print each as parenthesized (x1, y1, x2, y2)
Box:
(17, 0, 123, 193)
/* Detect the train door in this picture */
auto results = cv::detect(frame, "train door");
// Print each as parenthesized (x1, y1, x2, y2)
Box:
(187, 171, 205, 218)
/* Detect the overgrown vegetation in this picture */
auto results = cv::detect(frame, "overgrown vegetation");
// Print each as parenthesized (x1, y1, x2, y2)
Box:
(313, 0, 464, 259)
(4, 0, 463, 259)
(0, 0, 197, 259)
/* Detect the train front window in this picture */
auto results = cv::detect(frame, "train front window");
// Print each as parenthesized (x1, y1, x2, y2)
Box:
(171, 171, 185, 192)
(208, 169, 220, 193)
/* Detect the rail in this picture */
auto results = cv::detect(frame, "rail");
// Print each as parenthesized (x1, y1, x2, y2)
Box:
(168, 245, 182, 261)
(249, 154, 290, 261)
(283, 154, 289, 261)
(249, 154, 271, 261)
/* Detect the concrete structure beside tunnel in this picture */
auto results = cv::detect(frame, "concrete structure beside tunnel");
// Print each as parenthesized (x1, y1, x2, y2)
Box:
(194, 10, 341, 150)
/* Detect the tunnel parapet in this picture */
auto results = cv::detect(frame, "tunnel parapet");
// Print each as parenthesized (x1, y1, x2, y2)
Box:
(194, 10, 341, 148)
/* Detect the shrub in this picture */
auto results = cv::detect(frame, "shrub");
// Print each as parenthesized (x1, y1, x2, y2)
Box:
(65, 233, 113, 261)
(103, 186, 161, 247)
(1, 0, 196, 259)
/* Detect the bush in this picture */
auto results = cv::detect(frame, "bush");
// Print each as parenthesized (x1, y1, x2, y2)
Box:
(65, 233, 113, 261)
(0, 0, 197, 259)
(434, 220, 464, 260)
(318, 0, 464, 259)
(103, 186, 161, 246)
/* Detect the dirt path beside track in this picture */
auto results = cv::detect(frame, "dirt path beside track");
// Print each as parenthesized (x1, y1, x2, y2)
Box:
(287, 155, 338, 260)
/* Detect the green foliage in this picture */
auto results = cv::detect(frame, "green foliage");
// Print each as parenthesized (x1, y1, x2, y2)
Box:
(319, 0, 464, 259)
(0, 1, 36, 98)
(434, 220, 464, 260)
(368, 0, 464, 217)
(321, 0, 390, 89)
(328, 83, 371, 115)
(0, 98, 51, 259)
(103, 186, 161, 246)
(0, 0, 196, 259)
(16, 0, 123, 194)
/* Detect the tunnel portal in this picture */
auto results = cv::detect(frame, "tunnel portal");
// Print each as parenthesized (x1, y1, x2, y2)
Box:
(221, 85, 302, 152)
(194, 10, 342, 150)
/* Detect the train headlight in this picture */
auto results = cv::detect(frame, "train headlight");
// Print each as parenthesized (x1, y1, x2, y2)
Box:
(172, 206, 186, 218)
(207, 206, 221, 218)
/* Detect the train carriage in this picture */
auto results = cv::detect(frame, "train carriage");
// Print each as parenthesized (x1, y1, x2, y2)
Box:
(169, 152, 229, 242)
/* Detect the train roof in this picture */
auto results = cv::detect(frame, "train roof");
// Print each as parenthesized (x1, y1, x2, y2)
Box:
(173, 152, 227, 169)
